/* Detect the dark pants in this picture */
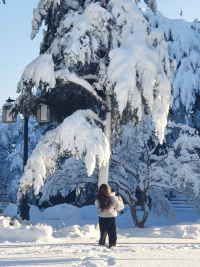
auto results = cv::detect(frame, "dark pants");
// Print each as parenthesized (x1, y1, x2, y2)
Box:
(98, 217, 117, 246)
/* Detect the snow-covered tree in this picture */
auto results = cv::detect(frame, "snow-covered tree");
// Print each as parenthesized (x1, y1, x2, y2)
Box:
(144, 0, 157, 14)
(15, 0, 175, 199)
(141, 9, 200, 128)
(0, 112, 47, 204)
(110, 118, 200, 228)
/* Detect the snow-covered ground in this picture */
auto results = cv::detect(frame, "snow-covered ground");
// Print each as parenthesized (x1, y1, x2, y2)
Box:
(0, 204, 200, 266)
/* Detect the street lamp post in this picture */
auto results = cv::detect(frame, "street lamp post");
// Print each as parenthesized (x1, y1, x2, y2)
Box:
(2, 98, 50, 220)
(20, 114, 30, 221)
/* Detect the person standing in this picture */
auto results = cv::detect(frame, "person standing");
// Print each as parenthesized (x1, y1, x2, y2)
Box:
(95, 184, 124, 248)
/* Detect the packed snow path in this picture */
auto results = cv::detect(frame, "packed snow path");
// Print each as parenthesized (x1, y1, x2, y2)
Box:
(0, 237, 200, 267)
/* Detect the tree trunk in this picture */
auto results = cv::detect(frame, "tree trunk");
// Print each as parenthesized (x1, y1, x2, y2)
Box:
(130, 190, 149, 228)
(98, 94, 111, 187)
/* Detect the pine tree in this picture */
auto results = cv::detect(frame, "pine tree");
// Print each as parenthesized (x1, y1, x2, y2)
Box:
(16, 0, 174, 199)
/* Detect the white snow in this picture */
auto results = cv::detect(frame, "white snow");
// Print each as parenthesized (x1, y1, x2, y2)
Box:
(141, 9, 200, 112)
(3, 204, 19, 218)
(17, 54, 56, 92)
(108, 0, 173, 143)
(43, 204, 84, 220)
(0, 204, 200, 266)
(19, 110, 110, 197)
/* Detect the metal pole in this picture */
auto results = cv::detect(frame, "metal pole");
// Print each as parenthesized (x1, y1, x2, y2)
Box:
(23, 117, 28, 170)
(20, 117, 30, 220)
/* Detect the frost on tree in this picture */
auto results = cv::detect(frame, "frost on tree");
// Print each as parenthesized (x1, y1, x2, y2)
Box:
(110, 118, 200, 228)
(16, 0, 175, 195)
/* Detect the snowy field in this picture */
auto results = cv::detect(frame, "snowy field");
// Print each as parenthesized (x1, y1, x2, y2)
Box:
(0, 204, 200, 266)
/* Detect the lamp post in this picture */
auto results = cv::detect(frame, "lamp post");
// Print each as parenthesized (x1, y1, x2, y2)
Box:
(2, 98, 50, 220)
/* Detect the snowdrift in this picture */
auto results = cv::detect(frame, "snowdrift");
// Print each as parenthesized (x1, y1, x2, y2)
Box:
(0, 216, 52, 242)
(43, 204, 84, 220)
(0, 204, 200, 243)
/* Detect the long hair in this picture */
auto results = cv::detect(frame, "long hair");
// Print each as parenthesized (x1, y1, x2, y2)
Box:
(96, 184, 113, 211)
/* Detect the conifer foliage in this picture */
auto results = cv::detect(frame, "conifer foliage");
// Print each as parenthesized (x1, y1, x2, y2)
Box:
(16, 0, 175, 199)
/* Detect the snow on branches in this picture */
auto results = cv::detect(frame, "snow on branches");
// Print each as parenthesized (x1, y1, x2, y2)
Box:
(144, 0, 157, 14)
(108, 0, 174, 143)
(49, 2, 112, 66)
(18, 110, 110, 197)
(17, 54, 56, 92)
(111, 118, 200, 227)
(31, 0, 61, 39)
(39, 158, 97, 203)
(141, 9, 200, 112)
(31, 0, 175, 143)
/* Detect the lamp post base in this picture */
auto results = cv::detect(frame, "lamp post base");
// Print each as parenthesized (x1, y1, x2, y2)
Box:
(20, 194, 30, 221)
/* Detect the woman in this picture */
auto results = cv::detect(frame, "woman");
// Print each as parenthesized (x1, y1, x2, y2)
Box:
(95, 184, 124, 248)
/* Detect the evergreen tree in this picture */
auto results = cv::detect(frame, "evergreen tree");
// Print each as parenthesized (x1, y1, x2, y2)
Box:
(15, 0, 174, 200)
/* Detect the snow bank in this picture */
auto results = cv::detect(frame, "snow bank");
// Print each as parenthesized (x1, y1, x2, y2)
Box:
(0, 216, 52, 242)
(3, 204, 18, 218)
(0, 224, 52, 242)
(43, 204, 84, 220)
(29, 205, 44, 220)
(53, 224, 99, 238)
(122, 223, 200, 240)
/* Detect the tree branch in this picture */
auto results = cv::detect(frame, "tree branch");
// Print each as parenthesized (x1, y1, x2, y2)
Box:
(68, 81, 109, 111)
(111, 156, 138, 179)
(0, 145, 11, 154)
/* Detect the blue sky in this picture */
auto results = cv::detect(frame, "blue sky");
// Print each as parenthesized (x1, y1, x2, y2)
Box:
(0, 0, 200, 109)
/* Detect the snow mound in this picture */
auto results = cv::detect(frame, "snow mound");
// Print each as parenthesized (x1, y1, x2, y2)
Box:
(29, 205, 44, 220)
(123, 223, 200, 239)
(54, 224, 99, 238)
(43, 204, 84, 220)
(0, 224, 52, 242)
(0, 216, 52, 242)
(3, 204, 19, 218)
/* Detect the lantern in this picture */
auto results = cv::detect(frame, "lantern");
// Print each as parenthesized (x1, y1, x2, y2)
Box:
(37, 104, 50, 123)
(2, 98, 17, 123)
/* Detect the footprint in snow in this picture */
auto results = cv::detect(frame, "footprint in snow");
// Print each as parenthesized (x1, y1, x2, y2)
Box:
(106, 257, 116, 266)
